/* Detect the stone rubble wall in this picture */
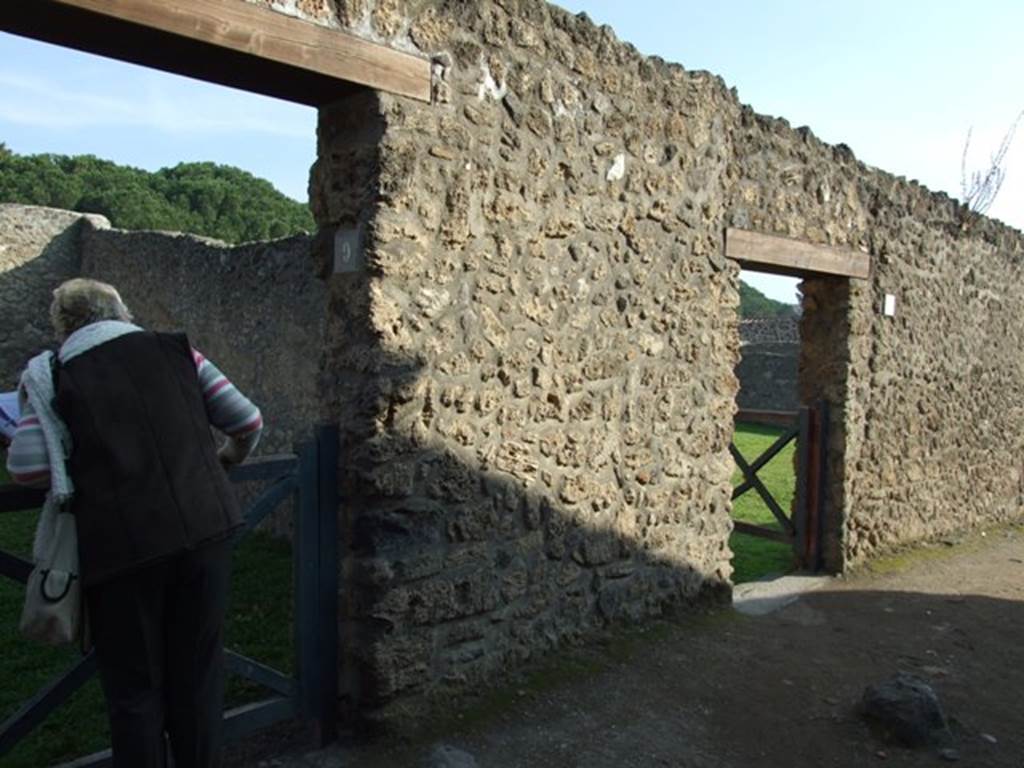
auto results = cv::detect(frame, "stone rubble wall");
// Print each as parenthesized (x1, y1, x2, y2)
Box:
(0, 205, 104, 388)
(0, 203, 325, 462)
(735, 317, 800, 412)
(303, 0, 741, 715)
(80, 221, 326, 457)
(285, 0, 1024, 716)
(10, 0, 1017, 721)
(739, 316, 799, 345)
(726, 108, 1024, 570)
(735, 343, 800, 413)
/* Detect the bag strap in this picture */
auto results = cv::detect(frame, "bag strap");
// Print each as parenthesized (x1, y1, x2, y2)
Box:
(48, 353, 75, 516)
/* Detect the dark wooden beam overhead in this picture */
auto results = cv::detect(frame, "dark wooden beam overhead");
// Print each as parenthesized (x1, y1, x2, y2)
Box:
(725, 228, 871, 280)
(0, 0, 432, 106)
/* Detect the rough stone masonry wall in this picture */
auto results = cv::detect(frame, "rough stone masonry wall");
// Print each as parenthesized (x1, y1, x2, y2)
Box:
(0, 205, 103, 387)
(725, 109, 1024, 570)
(735, 317, 800, 412)
(296, 1, 741, 713)
(80, 221, 326, 456)
(254, 0, 1024, 713)
(0, 203, 325, 460)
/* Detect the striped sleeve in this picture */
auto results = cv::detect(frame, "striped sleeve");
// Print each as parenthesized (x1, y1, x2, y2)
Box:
(192, 349, 263, 460)
(5, 399, 51, 488)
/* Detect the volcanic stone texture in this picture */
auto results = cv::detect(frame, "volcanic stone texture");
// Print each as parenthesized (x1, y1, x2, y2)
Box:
(262, 0, 1024, 716)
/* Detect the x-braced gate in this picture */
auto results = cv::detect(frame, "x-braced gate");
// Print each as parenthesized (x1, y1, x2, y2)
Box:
(0, 425, 339, 766)
(731, 403, 828, 570)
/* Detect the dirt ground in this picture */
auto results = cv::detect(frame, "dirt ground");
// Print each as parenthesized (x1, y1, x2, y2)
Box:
(249, 525, 1024, 768)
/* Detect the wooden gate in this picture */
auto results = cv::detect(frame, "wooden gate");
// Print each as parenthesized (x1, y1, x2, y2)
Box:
(0, 425, 339, 766)
(731, 402, 828, 570)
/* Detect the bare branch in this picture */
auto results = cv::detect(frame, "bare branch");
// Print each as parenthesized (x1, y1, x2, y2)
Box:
(961, 110, 1022, 215)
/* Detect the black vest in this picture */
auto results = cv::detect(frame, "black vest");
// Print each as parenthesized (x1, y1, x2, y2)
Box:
(54, 331, 242, 586)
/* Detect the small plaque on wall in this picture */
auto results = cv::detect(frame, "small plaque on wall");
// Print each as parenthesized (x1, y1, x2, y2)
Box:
(333, 227, 364, 273)
(883, 294, 897, 317)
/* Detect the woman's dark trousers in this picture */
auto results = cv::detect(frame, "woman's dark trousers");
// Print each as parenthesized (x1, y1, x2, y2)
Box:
(85, 540, 232, 768)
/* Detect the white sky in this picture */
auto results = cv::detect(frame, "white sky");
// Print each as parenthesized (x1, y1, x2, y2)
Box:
(1, 1, 1021, 303)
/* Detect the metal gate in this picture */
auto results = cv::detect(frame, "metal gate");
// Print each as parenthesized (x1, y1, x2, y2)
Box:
(0, 425, 339, 767)
(730, 402, 828, 570)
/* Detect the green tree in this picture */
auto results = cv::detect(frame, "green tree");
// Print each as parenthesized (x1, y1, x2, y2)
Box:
(739, 281, 797, 318)
(0, 148, 314, 244)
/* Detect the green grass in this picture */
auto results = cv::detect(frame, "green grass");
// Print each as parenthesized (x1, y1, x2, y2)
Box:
(729, 422, 798, 584)
(0, 455, 293, 768)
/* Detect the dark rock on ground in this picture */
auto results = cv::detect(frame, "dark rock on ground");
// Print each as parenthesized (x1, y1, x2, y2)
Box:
(861, 673, 951, 748)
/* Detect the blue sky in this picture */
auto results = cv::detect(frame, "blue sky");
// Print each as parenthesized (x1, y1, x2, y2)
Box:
(1, 1, 1021, 303)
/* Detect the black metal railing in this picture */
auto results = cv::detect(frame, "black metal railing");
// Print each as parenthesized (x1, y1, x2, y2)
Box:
(0, 425, 338, 766)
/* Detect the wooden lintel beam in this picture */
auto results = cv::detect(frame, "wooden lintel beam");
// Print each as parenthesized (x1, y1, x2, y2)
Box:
(1, 0, 432, 105)
(725, 228, 871, 280)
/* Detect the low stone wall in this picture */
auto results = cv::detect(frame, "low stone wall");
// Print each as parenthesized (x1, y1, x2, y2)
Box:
(0, 203, 325, 461)
(735, 343, 800, 413)
(0, 204, 106, 387)
(740, 316, 799, 345)
(735, 318, 800, 412)
(81, 221, 325, 456)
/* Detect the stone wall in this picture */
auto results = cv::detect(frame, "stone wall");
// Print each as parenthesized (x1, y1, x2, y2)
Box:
(81, 221, 325, 455)
(302, 1, 740, 716)
(735, 318, 800, 412)
(0, 205, 104, 388)
(287, 0, 1024, 716)
(740, 316, 799, 345)
(726, 106, 1024, 570)
(0, 203, 325, 459)
(11, 0, 1024, 724)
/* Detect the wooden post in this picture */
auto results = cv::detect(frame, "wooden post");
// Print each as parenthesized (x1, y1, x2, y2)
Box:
(794, 406, 812, 567)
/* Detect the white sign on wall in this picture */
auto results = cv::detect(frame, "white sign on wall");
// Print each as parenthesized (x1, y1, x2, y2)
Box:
(883, 294, 897, 317)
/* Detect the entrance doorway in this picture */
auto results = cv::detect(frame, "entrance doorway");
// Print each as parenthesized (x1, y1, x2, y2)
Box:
(725, 228, 870, 583)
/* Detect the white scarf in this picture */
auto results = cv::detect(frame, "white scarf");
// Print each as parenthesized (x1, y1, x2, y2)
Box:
(58, 320, 143, 364)
(20, 320, 143, 561)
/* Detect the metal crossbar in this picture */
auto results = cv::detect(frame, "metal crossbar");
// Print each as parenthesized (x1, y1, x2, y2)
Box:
(0, 426, 339, 766)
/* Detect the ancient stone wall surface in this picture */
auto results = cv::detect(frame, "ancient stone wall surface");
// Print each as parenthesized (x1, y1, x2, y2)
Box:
(304, 1, 740, 715)
(0, 203, 325, 462)
(268, 0, 1024, 714)
(0, 204, 106, 387)
(740, 316, 799, 345)
(735, 345, 799, 413)
(735, 318, 800, 412)
(80, 222, 326, 456)
(726, 111, 1024, 570)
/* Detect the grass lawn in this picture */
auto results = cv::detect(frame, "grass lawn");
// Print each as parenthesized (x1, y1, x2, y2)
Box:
(0, 455, 294, 768)
(729, 422, 798, 584)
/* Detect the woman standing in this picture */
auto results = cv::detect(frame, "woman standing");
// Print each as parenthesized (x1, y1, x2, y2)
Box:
(7, 278, 263, 768)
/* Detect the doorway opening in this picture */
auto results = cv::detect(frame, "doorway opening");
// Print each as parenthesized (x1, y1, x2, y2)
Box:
(725, 228, 870, 584)
(730, 270, 804, 583)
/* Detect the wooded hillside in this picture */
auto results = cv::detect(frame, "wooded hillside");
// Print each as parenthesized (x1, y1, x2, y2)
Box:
(0, 144, 313, 244)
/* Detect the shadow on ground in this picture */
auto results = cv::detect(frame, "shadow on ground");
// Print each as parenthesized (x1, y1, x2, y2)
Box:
(236, 530, 1024, 768)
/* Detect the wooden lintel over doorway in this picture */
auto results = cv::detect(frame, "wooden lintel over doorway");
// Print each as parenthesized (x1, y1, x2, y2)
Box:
(725, 228, 871, 280)
(0, 0, 432, 106)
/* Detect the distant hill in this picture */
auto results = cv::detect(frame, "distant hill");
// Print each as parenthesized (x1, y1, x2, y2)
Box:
(739, 281, 797, 318)
(0, 144, 314, 244)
